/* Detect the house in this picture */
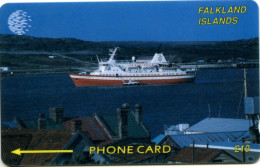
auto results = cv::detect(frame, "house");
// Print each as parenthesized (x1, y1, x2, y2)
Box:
(156, 130, 249, 160)
(164, 123, 189, 135)
(168, 147, 241, 164)
(3, 103, 152, 165)
(2, 128, 110, 165)
(93, 137, 170, 164)
(152, 134, 165, 145)
(50, 130, 110, 165)
(63, 115, 111, 144)
(104, 144, 169, 164)
(13, 108, 67, 130)
(11, 104, 150, 144)
(184, 118, 249, 134)
(1, 129, 35, 166)
(19, 130, 73, 165)
(63, 103, 151, 144)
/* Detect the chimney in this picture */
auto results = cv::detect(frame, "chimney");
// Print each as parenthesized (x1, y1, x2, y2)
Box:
(118, 103, 129, 139)
(134, 104, 142, 124)
(49, 107, 64, 124)
(71, 120, 82, 133)
(38, 113, 46, 129)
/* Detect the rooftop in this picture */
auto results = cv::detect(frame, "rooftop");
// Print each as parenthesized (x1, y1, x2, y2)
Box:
(152, 134, 165, 145)
(63, 115, 110, 141)
(185, 118, 249, 133)
(100, 111, 150, 139)
(17, 118, 67, 130)
(20, 130, 72, 165)
(1, 129, 35, 166)
(167, 131, 248, 148)
(1, 121, 19, 128)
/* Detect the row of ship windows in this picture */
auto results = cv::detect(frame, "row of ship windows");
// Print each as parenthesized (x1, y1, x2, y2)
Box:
(110, 69, 176, 72)
(100, 73, 174, 76)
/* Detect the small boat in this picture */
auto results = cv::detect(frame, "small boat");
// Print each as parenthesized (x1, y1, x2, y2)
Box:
(123, 80, 140, 86)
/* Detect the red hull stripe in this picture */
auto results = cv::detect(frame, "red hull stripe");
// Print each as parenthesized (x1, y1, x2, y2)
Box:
(69, 74, 195, 86)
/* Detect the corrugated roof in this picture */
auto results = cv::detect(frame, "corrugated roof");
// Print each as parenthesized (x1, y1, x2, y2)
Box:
(169, 147, 235, 163)
(20, 130, 72, 165)
(152, 134, 165, 145)
(169, 131, 248, 148)
(185, 118, 249, 133)
(63, 116, 110, 141)
(233, 131, 250, 141)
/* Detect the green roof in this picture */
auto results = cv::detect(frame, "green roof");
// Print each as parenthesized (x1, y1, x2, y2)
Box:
(21, 119, 66, 130)
(101, 111, 150, 139)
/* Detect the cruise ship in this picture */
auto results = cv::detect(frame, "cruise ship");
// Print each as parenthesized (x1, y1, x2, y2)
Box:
(69, 47, 196, 86)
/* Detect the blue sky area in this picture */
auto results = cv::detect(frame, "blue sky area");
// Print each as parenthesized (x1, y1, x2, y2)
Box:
(0, 0, 258, 41)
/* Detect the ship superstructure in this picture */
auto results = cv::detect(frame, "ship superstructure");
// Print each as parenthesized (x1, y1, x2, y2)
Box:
(69, 47, 196, 86)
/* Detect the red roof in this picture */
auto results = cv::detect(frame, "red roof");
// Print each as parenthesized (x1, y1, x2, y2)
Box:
(63, 116, 110, 141)
(20, 130, 72, 165)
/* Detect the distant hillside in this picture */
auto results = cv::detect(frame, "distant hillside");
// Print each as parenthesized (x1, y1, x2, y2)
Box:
(0, 34, 258, 75)
(0, 34, 110, 53)
(0, 35, 259, 60)
(0, 34, 258, 61)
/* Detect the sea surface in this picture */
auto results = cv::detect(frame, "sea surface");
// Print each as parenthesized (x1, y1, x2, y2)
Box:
(1, 68, 259, 138)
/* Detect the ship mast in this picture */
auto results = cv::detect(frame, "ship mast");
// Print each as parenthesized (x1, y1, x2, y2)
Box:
(108, 47, 119, 63)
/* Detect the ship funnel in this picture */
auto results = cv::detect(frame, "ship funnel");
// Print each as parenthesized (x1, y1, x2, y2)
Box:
(151, 53, 168, 64)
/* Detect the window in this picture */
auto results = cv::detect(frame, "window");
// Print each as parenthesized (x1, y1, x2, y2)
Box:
(212, 159, 223, 163)
(247, 156, 254, 162)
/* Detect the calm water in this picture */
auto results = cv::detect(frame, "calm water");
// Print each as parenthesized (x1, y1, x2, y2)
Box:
(1, 68, 259, 137)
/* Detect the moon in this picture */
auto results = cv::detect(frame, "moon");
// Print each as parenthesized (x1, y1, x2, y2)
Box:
(8, 10, 32, 35)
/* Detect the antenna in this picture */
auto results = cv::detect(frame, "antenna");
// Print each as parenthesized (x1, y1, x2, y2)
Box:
(218, 105, 221, 118)
(236, 68, 247, 119)
(244, 68, 247, 98)
(96, 55, 100, 63)
(208, 104, 211, 118)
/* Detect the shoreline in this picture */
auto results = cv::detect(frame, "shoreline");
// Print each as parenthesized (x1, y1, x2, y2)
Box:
(1, 66, 259, 77)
